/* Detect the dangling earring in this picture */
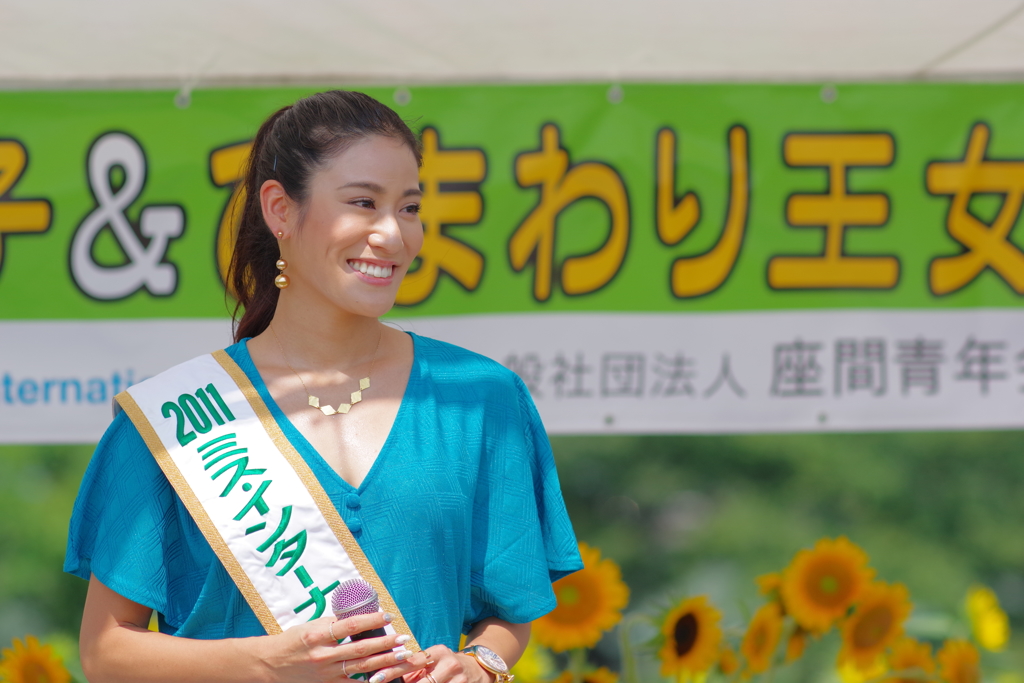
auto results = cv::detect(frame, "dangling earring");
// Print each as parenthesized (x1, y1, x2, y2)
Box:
(275, 259, 290, 289)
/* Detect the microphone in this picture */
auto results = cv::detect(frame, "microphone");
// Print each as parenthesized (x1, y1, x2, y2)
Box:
(332, 578, 388, 641)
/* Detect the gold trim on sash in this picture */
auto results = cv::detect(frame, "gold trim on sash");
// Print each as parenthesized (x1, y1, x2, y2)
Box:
(115, 391, 282, 635)
(211, 350, 420, 651)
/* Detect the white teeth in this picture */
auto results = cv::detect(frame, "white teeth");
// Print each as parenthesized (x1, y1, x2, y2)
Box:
(350, 260, 392, 278)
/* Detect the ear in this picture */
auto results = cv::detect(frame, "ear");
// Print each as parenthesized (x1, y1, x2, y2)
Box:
(260, 179, 294, 237)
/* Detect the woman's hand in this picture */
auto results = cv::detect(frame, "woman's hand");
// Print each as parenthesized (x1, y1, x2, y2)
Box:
(79, 574, 433, 683)
(393, 619, 530, 683)
(260, 612, 428, 683)
(400, 646, 492, 683)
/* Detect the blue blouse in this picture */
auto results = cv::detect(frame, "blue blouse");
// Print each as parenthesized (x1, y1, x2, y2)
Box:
(64, 333, 582, 648)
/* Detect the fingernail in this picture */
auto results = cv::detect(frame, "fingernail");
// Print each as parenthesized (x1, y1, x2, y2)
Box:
(383, 613, 394, 623)
(370, 673, 386, 683)
(396, 635, 411, 645)
(396, 650, 412, 661)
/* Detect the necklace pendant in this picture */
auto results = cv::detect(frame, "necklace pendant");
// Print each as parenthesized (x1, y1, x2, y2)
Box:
(308, 393, 356, 416)
(305, 376, 372, 416)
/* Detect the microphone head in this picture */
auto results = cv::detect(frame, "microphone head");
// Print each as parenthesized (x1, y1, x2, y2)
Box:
(332, 578, 380, 619)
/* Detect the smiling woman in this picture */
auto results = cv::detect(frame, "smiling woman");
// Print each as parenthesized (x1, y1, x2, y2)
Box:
(64, 91, 582, 683)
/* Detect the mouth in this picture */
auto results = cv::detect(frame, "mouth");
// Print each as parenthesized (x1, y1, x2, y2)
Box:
(348, 259, 395, 280)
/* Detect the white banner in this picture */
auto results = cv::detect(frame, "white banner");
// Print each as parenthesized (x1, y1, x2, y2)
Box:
(401, 309, 1024, 434)
(0, 320, 232, 444)
(3, 310, 1024, 442)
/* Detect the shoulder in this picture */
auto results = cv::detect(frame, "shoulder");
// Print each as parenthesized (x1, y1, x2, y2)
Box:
(413, 333, 521, 385)
(412, 333, 530, 403)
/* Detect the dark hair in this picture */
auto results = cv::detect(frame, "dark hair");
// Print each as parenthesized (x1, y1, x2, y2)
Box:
(229, 90, 421, 342)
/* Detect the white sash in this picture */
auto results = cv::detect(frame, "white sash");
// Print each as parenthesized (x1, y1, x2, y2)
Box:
(116, 349, 419, 643)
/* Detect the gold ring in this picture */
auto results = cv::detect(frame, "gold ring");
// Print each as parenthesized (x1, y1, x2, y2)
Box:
(425, 673, 438, 683)
(423, 652, 434, 665)
(330, 622, 338, 642)
(342, 660, 349, 678)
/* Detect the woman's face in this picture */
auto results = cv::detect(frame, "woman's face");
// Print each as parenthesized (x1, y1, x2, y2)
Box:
(272, 134, 423, 319)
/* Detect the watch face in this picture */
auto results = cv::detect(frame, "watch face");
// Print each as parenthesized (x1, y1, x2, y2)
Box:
(474, 646, 509, 674)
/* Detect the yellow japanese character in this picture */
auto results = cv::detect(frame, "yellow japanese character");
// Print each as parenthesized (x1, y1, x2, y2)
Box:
(209, 141, 252, 289)
(396, 127, 485, 305)
(927, 123, 1024, 295)
(657, 126, 749, 298)
(511, 124, 630, 301)
(0, 140, 51, 271)
(768, 133, 898, 289)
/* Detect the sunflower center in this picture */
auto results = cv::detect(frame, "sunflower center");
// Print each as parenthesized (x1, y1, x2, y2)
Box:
(673, 613, 699, 657)
(806, 560, 854, 607)
(547, 575, 600, 624)
(21, 660, 51, 683)
(557, 585, 581, 605)
(953, 660, 979, 683)
(752, 624, 767, 652)
(852, 605, 893, 648)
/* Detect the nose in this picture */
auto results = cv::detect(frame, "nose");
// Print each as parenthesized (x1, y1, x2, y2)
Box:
(367, 211, 403, 253)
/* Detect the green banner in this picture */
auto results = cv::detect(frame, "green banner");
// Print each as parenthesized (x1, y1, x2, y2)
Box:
(1, 83, 1023, 319)
(6, 83, 1024, 442)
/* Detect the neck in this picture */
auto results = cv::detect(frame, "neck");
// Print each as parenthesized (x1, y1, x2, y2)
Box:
(266, 292, 383, 371)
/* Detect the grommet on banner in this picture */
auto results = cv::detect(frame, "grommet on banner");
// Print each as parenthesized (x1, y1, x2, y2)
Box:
(174, 88, 192, 109)
(393, 87, 411, 106)
(820, 84, 838, 104)
(607, 84, 624, 104)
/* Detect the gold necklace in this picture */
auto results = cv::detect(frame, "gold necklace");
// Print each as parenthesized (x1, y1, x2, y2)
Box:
(270, 324, 383, 416)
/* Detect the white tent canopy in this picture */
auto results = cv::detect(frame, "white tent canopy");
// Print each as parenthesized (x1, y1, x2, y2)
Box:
(3, 0, 1024, 88)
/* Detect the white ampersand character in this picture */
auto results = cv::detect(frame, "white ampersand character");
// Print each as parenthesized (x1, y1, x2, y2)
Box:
(70, 132, 185, 299)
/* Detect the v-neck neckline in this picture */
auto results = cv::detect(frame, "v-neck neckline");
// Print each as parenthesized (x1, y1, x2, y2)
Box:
(238, 331, 420, 495)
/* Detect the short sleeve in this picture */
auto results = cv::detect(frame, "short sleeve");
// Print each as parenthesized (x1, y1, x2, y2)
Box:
(465, 377, 583, 630)
(64, 412, 199, 627)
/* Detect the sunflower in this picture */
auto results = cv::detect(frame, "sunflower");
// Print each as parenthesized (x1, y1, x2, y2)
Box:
(658, 596, 723, 678)
(883, 638, 935, 683)
(0, 636, 72, 683)
(781, 537, 874, 632)
(718, 647, 740, 676)
(509, 639, 554, 683)
(785, 628, 808, 663)
(965, 585, 1009, 652)
(937, 639, 980, 683)
(756, 572, 782, 596)
(552, 667, 619, 683)
(839, 581, 912, 670)
(740, 602, 784, 675)
(532, 542, 629, 653)
(838, 657, 886, 683)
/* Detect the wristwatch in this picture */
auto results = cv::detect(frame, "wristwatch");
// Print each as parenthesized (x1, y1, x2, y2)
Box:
(460, 645, 515, 683)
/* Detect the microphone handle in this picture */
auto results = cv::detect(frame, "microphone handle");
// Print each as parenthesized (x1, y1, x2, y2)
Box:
(350, 626, 389, 641)
(346, 625, 391, 680)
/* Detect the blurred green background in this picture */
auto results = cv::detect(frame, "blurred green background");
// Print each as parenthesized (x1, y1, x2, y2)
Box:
(1, 432, 1021, 678)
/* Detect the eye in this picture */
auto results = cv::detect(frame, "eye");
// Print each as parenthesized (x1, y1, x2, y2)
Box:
(403, 203, 422, 215)
(352, 198, 375, 209)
